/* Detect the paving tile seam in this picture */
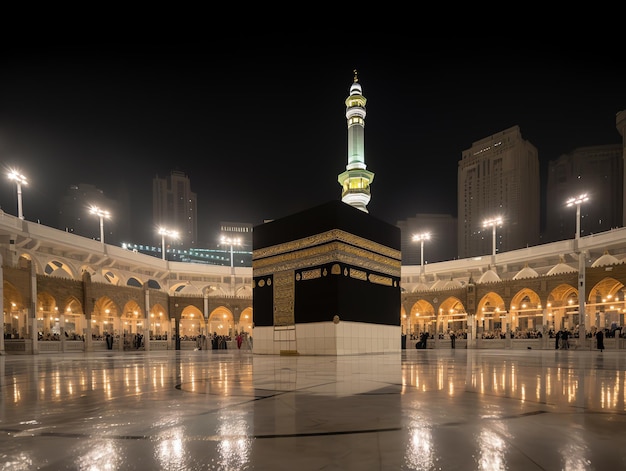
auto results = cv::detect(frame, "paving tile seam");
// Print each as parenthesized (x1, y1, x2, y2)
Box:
(1, 426, 405, 442)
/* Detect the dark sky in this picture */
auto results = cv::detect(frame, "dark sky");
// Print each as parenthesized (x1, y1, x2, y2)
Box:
(1, 41, 624, 245)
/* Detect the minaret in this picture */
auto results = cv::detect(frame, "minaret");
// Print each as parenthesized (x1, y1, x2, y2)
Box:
(338, 70, 374, 212)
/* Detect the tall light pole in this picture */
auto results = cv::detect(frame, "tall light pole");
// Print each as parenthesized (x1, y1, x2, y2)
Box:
(89, 206, 110, 244)
(483, 216, 503, 260)
(567, 194, 589, 344)
(412, 232, 430, 276)
(8, 170, 27, 220)
(220, 235, 242, 275)
(158, 227, 179, 261)
(566, 193, 588, 240)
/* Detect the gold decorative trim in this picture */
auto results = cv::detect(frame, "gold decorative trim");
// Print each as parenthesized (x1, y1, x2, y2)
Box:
(273, 270, 294, 326)
(331, 264, 341, 275)
(301, 269, 322, 281)
(369, 273, 393, 286)
(295, 263, 398, 288)
(350, 268, 367, 281)
(253, 240, 401, 278)
(253, 229, 400, 262)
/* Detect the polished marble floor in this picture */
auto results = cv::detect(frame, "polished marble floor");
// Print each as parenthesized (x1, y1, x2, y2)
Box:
(1, 348, 625, 470)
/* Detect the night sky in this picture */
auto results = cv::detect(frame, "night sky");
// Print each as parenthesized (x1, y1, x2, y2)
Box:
(1, 41, 624, 245)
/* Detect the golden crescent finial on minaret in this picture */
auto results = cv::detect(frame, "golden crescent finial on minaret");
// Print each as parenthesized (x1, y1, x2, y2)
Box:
(353, 69, 358, 83)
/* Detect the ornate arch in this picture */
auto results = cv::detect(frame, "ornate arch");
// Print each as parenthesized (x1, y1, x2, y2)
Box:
(149, 303, 170, 339)
(510, 288, 542, 334)
(207, 305, 234, 336)
(477, 292, 506, 335)
(171, 282, 201, 295)
(44, 259, 76, 278)
(235, 285, 252, 297)
(407, 299, 436, 335)
(438, 296, 467, 334)
(179, 305, 204, 338)
(238, 307, 253, 335)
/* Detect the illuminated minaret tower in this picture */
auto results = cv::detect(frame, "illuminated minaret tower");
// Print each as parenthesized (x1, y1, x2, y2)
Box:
(338, 70, 374, 212)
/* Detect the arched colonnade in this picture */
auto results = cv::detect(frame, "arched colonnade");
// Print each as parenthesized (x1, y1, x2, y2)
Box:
(2, 257, 253, 353)
(401, 266, 626, 346)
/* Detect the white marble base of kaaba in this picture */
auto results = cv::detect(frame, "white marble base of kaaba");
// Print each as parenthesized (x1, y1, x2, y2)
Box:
(252, 321, 401, 355)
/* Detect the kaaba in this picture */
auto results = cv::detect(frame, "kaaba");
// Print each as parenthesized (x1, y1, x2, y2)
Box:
(252, 200, 402, 355)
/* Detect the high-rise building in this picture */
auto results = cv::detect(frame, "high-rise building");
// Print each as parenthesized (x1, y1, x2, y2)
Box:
(152, 170, 197, 248)
(58, 183, 130, 246)
(397, 214, 458, 265)
(544, 144, 622, 242)
(617, 110, 626, 226)
(457, 126, 540, 258)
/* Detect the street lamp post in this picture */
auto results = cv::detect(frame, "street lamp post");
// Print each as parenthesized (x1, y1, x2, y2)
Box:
(483, 216, 503, 260)
(567, 194, 589, 344)
(566, 193, 588, 240)
(220, 235, 242, 275)
(412, 232, 431, 276)
(89, 206, 110, 244)
(8, 170, 28, 220)
(158, 227, 179, 261)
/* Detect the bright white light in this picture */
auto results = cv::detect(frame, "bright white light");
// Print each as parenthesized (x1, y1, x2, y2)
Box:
(8, 170, 28, 219)
(482, 216, 503, 229)
(158, 227, 179, 260)
(411, 232, 430, 243)
(89, 206, 111, 244)
(566, 193, 589, 207)
(158, 227, 179, 238)
(8, 170, 27, 185)
(89, 206, 110, 219)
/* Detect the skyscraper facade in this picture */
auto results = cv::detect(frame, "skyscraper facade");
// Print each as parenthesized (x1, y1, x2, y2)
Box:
(617, 110, 626, 226)
(544, 144, 622, 242)
(152, 170, 197, 248)
(457, 126, 540, 258)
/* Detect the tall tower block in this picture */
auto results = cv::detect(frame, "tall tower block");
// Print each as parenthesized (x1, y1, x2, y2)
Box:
(338, 70, 374, 212)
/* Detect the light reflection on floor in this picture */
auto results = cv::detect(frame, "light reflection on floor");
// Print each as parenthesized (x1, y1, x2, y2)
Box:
(0, 349, 625, 470)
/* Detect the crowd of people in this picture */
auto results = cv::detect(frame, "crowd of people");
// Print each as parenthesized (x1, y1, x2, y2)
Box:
(36, 331, 84, 341)
(187, 332, 252, 350)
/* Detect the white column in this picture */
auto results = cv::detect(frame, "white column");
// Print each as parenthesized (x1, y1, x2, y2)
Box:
(16, 182, 24, 220)
(30, 259, 39, 354)
(144, 288, 151, 352)
(467, 314, 476, 349)
(0, 255, 4, 355)
(99, 216, 105, 244)
(542, 308, 549, 349)
(578, 251, 587, 346)
(60, 313, 66, 352)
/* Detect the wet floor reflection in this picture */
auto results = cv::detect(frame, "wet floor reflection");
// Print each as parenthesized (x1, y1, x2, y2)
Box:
(1, 350, 625, 470)
(401, 350, 626, 412)
(14, 351, 624, 410)
(404, 413, 435, 470)
(476, 423, 510, 471)
(215, 410, 252, 469)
